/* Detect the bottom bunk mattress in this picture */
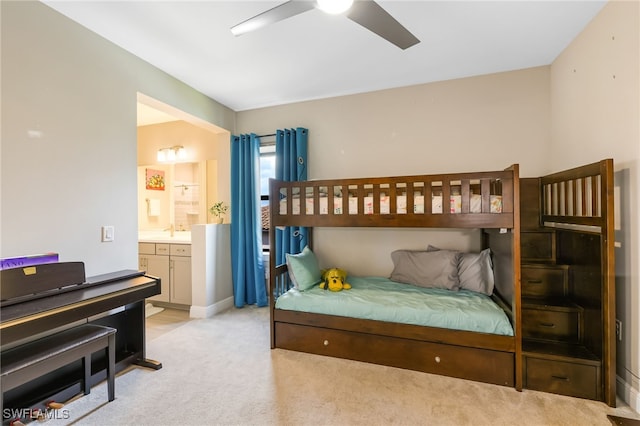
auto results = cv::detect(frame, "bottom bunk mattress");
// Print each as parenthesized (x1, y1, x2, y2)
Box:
(275, 276, 514, 336)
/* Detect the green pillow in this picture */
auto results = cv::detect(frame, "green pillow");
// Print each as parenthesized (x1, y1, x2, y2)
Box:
(286, 246, 322, 291)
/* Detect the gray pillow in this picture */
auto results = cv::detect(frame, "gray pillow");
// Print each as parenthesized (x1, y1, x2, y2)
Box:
(427, 245, 494, 295)
(390, 249, 461, 291)
(458, 249, 495, 295)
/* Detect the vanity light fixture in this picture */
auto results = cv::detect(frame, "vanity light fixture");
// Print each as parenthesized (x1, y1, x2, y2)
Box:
(157, 145, 186, 162)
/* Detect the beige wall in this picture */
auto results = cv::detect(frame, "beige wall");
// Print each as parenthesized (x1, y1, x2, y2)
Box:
(550, 0, 640, 410)
(1, 2, 234, 276)
(137, 121, 225, 167)
(237, 67, 551, 275)
(238, 67, 551, 179)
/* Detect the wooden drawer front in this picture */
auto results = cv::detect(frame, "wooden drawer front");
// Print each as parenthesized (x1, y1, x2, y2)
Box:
(138, 242, 156, 255)
(275, 322, 514, 387)
(521, 266, 568, 298)
(525, 357, 598, 400)
(522, 308, 580, 343)
(155, 244, 170, 255)
(170, 244, 191, 256)
(521, 232, 554, 261)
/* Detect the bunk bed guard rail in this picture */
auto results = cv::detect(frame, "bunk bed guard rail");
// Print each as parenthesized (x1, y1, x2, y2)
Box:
(269, 170, 516, 230)
(540, 159, 613, 232)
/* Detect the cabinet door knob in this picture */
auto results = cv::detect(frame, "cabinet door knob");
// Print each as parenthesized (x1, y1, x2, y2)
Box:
(323, 340, 329, 346)
(434, 356, 441, 363)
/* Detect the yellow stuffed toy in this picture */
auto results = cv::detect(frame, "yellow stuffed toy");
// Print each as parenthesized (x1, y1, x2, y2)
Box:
(320, 268, 351, 292)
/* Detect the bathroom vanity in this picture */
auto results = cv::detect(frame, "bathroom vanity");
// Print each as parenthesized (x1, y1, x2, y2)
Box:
(138, 225, 233, 317)
(138, 239, 192, 307)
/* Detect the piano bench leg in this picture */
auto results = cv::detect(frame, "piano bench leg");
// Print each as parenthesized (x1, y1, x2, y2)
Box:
(107, 332, 115, 402)
(83, 354, 91, 395)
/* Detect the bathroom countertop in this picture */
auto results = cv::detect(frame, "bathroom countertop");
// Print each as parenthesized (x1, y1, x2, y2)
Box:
(138, 231, 191, 244)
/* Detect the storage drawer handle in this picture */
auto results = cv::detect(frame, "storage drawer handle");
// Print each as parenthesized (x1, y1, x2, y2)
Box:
(527, 279, 543, 284)
(539, 322, 556, 328)
(551, 375, 570, 382)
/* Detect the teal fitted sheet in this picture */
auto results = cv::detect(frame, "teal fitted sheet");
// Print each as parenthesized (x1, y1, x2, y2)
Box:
(275, 276, 513, 336)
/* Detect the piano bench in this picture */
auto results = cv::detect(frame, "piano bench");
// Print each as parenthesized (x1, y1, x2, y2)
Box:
(1, 324, 117, 407)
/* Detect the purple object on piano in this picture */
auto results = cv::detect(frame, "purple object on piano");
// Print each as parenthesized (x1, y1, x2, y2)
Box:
(0, 253, 59, 271)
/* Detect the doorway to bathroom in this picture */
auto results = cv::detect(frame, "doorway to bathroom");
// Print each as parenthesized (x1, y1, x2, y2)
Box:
(136, 93, 234, 318)
(136, 93, 231, 232)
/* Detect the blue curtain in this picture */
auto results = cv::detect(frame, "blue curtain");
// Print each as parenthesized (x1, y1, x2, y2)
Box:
(230, 133, 267, 307)
(275, 128, 309, 266)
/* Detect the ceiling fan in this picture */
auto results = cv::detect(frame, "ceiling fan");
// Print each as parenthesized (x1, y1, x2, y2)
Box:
(230, 0, 420, 50)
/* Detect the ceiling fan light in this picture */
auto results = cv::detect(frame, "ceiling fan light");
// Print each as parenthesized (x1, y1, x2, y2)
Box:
(317, 0, 354, 15)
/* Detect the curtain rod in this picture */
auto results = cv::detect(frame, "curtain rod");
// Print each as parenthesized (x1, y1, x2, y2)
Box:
(233, 133, 276, 145)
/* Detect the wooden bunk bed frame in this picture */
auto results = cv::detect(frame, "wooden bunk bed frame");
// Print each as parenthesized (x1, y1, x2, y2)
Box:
(269, 165, 523, 390)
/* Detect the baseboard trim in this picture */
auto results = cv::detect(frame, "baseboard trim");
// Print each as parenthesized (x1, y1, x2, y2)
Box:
(617, 374, 640, 413)
(189, 296, 234, 318)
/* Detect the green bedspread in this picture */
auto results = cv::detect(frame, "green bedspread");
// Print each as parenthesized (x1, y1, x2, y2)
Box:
(275, 276, 514, 336)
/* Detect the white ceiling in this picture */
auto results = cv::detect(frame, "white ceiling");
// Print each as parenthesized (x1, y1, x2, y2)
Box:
(43, 0, 607, 114)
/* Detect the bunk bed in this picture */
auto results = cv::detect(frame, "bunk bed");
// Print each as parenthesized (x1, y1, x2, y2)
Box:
(269, 165, 523, 390)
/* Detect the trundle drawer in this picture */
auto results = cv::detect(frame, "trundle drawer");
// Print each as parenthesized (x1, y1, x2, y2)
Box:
(522, 307, 580, 343)
(524, 357, 599, 400)
(275, 322, 514, 386)
(521, 265, 569, 298)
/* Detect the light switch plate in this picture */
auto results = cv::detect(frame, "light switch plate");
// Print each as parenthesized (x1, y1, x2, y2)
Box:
(102, 225, 115, 242)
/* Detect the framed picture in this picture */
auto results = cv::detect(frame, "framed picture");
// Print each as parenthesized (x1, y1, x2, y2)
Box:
(146, 168, 165, 191)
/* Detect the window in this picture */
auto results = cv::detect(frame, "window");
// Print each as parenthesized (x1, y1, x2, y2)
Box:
(260, 144, 276, 204)
(260, 144, 276, 249)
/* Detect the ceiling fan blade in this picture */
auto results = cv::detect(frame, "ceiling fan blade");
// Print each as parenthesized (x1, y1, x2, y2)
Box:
(231, 1, 316, 36)
(346, 1, 420, 50)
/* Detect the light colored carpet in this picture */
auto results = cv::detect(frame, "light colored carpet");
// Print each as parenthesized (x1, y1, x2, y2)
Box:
(47, 306, 638, 425)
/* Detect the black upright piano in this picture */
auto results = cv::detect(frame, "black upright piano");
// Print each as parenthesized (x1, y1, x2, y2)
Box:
(1, 262, 162, 419)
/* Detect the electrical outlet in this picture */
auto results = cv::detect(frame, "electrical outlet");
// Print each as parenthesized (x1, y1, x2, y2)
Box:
(616, 319, 622, 341)
(101, 225, 115, 242)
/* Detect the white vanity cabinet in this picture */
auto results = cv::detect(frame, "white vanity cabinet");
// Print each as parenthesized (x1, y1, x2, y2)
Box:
(139, 242, 192, 307)
(139, 243, 170, 303)
(169, 244, 192, 305)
